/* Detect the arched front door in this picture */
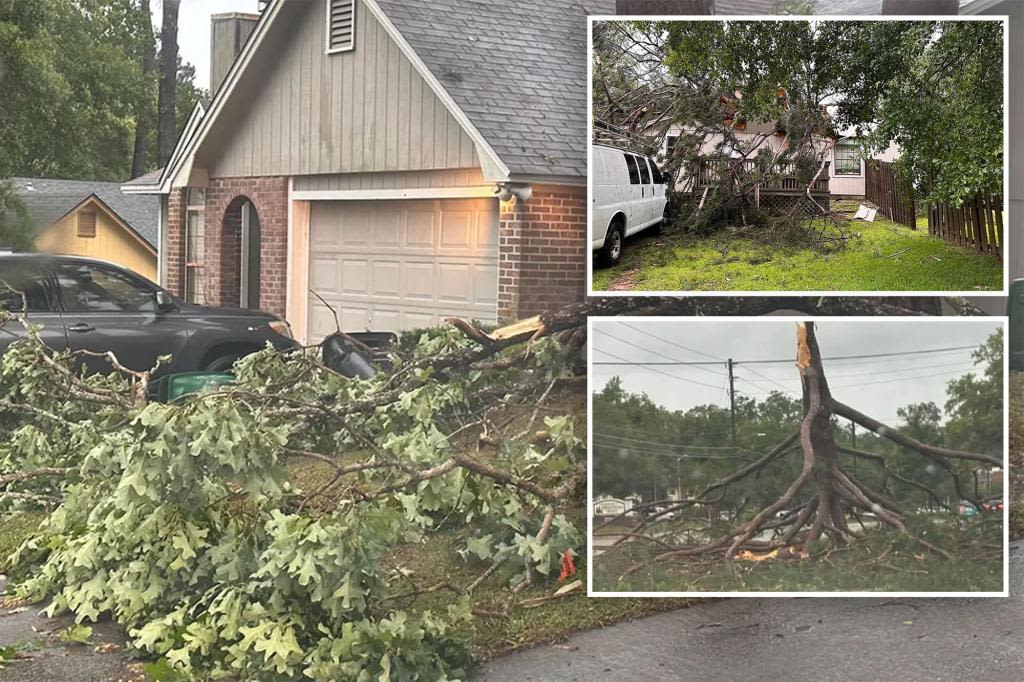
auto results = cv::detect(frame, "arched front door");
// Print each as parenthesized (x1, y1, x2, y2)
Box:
(222, 196, 262, 310)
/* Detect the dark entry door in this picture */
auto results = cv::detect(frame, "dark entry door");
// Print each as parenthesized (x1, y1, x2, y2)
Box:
(242, 202, 261, 310)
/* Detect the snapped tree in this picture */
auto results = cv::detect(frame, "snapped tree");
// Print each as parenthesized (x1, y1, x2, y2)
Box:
(594, 321, 1002, 579)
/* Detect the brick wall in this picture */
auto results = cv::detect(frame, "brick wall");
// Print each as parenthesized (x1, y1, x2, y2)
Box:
(164, 177, 288, 318)
(165, 189, 186, 296)
(498, 184, 587, 322)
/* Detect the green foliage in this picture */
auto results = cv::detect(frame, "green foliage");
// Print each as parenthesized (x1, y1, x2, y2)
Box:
(0, 0, 203, 181)
(0, 179, 35, 250)
(0, 324, 584, 679)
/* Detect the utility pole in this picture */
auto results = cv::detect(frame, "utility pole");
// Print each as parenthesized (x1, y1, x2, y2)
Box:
(850, 420, 857, 476)
(728, 358, 736, 444)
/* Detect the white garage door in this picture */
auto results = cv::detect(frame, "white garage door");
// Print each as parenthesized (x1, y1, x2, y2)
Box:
(307, 198, 499, 340)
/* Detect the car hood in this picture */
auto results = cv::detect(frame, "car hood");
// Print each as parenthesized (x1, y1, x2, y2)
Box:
(175, 301, 282, 321)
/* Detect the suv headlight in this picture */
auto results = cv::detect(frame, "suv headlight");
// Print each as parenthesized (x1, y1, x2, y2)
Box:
(268, 320, 293, 339)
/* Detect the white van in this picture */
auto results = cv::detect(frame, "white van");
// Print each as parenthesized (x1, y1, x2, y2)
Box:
(591, 144, 669, 266)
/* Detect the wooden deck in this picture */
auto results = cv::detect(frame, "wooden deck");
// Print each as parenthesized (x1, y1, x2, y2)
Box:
(694, 157, 831, 195)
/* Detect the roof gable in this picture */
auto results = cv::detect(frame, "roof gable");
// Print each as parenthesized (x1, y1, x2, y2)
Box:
(11, 178, 159, 249)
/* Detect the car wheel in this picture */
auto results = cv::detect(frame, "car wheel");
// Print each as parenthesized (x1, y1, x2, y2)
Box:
(599, 221, 624, 267)
(204, 354, 243, 373)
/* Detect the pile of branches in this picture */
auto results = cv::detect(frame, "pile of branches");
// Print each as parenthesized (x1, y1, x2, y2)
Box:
(595, 320, 1002, 581)
(0, 296, 985, 677)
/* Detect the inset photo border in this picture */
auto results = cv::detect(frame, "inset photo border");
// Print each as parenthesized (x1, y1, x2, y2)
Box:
(586, 15, 1010, 296)
(586, 316, 1010, 597)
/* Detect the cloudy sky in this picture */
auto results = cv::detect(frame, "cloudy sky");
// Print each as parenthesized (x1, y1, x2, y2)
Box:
(153, 0, 260, 90)
(591, 319, 1002, 425)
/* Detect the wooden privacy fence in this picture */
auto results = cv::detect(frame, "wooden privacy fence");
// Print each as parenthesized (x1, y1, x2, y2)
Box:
(926, 193, 1003, 259)
(865, 160, 916, 229)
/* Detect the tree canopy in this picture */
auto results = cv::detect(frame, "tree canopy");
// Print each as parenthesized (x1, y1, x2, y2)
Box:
(0, 0, 204, 182)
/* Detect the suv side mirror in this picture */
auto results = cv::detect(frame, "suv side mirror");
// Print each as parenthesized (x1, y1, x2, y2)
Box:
(662, 171, 673, 184)
(155, 290, 176, 313)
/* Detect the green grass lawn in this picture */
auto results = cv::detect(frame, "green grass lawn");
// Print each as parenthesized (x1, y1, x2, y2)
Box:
(593, 217, 1003, 292)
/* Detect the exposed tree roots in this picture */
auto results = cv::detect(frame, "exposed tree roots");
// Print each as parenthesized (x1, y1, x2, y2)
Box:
(597, 321, 993, 579)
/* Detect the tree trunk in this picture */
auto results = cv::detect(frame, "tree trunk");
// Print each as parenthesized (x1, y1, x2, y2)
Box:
(157, 0, 181, 167)
(882, 0, 959, 14)
(131, 0, 156, 179)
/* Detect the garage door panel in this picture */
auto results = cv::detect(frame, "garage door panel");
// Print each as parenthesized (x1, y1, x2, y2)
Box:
(438, 263, 471, 303)
(311, 257, 340, 294)
(308, 198, 499, 342)
(406, 210, 435, 248)
(372, 261, 401, 298)
(340, 259, 369, 295)
(373, 211, 401, 247)
(439, 210, 473, 249)
(476, 263, 499, 305)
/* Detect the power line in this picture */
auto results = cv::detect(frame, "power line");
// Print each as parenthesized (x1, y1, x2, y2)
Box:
(593, 432, 742, 451)
(593, 327, 727, 378)
(831, 364, 980, 390)
(593, 347, 725, 391)
(618, 322, 725, 362)
(593, 344, 981, 367)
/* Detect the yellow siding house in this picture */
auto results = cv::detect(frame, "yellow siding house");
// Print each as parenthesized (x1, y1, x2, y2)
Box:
(12, 178, 159, 281)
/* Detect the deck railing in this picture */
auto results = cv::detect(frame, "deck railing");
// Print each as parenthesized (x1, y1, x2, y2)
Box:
(694, 157, 830, 194)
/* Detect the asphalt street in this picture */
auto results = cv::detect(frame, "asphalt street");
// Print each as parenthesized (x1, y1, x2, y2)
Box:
(477, 542, 1024, 681)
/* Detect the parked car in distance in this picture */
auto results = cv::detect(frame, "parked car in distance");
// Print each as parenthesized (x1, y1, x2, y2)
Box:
(591, 144, 669, 267)
(647, 505, 676, 521)
(0, 252, 298, 376)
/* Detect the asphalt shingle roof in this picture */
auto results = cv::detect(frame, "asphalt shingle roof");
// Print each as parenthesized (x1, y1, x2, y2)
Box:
(11, 178, 159, 249)
(376, 0, 616, 179)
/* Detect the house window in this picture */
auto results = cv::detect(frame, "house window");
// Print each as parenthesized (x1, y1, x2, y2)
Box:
(78, 210, 97, 238)
(834, 141, 862, 176)
(184, 188, 207, 305)
(326, 0, 356, 53)
(665, 135, 679, 162)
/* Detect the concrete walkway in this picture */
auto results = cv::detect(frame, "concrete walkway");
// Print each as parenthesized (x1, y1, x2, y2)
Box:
(478, 542, 1024, 681)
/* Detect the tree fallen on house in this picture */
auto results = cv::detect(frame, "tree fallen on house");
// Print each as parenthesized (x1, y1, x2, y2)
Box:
(592, 19, 1004, 246)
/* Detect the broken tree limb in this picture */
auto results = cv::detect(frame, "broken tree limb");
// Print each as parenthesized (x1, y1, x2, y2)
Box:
(832, 401, 1001, 467)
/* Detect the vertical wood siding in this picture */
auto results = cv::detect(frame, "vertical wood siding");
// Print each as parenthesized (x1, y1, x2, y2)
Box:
(204, 1, 480, 178)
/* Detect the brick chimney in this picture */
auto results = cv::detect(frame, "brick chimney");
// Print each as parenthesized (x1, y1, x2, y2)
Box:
(210, 13, 261, 95)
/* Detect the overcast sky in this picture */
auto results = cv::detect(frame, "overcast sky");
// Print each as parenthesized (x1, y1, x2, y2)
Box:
(591, 319, 1002, 426)
(153, 0, 259, 90)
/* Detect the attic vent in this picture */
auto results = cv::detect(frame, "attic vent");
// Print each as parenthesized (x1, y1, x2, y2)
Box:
(78, 210, 97, 238)
(326, 0, 355, 53)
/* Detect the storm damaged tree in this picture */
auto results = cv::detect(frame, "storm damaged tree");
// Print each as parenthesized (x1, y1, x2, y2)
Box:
(594, 321, 1001, 577)
(591, 19, 995, 245)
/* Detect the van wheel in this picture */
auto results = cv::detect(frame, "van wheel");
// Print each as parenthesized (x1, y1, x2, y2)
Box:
(599, 222, 624, 267)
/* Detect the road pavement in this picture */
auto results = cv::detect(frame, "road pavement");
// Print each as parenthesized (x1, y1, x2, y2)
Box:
(477, 541, 1024, 681)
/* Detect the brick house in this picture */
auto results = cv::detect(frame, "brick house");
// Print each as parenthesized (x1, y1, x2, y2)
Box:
(124, 0, 613, 344)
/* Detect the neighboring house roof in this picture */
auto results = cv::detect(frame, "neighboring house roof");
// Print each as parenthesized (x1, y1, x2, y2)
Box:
(375, 0, 615, 179)
(11, 178, 160, 250)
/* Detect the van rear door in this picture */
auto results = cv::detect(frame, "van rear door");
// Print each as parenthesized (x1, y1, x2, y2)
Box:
(623, 153, 643, 234)
(647, 157, 667, 221)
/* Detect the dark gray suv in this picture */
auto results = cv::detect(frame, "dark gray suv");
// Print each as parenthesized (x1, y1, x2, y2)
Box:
(0, 253, 298, 375)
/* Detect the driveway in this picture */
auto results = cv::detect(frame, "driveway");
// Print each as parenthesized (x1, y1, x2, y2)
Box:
(477, 541, 1024, 681)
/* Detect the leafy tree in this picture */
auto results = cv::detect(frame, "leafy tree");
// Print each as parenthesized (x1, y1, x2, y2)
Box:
(0, 0, 201, 182)
(0, 179, 36, 250)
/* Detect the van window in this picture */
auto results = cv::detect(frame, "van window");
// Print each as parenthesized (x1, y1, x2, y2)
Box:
(648, 158, 663, 183)
(637, 156, 651, 184)
(623, 154, 641, 185)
